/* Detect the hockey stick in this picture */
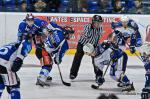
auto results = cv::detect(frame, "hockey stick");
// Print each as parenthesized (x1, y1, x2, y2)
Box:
(57, 64, 71, 86)
(91, 60, 112, 89)
(134, 52, 144, 63)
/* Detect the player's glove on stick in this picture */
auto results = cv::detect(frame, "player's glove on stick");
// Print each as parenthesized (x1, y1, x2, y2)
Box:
(54, 56, 62, 65)
(130, 46, 136, 54)
(11, 57, 23, 72)
(96, 76, 105, 86)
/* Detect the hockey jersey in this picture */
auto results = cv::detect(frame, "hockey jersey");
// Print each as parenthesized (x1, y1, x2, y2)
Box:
(18, 18, 48, 43)
(111, 19, 142, 47)
(44, 22, 69, 63)
(0, 42, 28, 68)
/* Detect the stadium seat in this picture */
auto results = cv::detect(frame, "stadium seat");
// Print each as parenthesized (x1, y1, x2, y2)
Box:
(87, 0, 99, 13)
(59, 0, 70, 12)
(4, 0, 16, 11)
(0, 1, 2, 11)
(61, 0, 69, 6)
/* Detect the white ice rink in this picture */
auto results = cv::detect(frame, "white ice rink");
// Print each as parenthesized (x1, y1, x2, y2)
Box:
(1, 55, 145, 99)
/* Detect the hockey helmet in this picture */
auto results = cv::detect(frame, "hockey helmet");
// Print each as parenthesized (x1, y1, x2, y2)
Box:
(120, 15, 129, 23)
(92, 15, 103, 23)
(26, 13, 34, 21)
(140, 42, 150, 55)
(83, 43, 94, 54)
(63, 26, 75, 35)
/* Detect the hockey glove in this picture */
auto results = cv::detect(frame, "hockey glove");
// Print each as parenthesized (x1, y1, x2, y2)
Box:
(136, 38, 142, 47)
(114, 30, 122, 37)
(96, 77, 105, 85)
(110, 52, 118, 62)
(11, 57, 23, 72)
(96, 76, 105, 86)
(130, 46, 136, 54)
(54, 56, 62, 65)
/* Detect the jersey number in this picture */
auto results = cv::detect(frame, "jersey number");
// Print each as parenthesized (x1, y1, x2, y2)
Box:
(0, 45, 12, 55)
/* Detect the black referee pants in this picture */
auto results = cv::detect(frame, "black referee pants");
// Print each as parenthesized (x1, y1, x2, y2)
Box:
(70, 43, 103, 78)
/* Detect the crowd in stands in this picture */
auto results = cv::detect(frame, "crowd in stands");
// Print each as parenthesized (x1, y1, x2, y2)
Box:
(0, 0, 150, 14)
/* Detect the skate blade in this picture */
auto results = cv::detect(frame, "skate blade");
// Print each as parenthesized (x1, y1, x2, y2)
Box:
(122, 90, 137, 95)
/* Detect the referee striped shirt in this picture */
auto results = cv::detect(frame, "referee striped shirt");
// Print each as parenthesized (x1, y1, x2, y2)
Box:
(79, 23, 103, 47)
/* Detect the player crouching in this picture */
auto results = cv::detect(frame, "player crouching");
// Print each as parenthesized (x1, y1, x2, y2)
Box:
(83, 41, 135, 92)
(36, 23, 75, 87)
(0, 40, 30, 99)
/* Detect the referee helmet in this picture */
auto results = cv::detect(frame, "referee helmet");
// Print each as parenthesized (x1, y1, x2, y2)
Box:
(92, 15, 103, 23)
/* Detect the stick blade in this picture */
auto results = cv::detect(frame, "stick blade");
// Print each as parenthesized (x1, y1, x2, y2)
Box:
(91, 84, 99, 89)
(63, 81, 71, 86)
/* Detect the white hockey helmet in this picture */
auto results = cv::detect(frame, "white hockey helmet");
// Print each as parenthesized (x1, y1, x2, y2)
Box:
(140, 42, 150, 55)
(83, 43, 94, 54)
(120, 15, 129, 23)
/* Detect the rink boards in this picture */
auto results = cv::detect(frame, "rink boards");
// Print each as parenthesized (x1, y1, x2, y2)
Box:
(0, 12, 149, 55)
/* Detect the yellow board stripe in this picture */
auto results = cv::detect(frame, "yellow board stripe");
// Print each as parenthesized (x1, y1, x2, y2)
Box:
(30, 48, 140, 56)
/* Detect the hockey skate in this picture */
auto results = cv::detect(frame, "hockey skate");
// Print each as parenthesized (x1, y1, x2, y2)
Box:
(46, 76, 52, 83)
(117, 82, 125, 87)
(141, 88, 150, 99)
(121, 83, 135, 92)
(69, 74, 77, 80)
(36, 76, 52, 87)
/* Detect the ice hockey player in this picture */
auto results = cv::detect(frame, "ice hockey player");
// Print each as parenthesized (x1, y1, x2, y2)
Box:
(0, 40, 30, 99)
(17, 13, 48, 44)
(83, 38, 135, 92)
(36, 22, 75, 87)
(140, 43, 150, 99)
(111, 15, 143, 90)
(17, 13, 53, 84)
(111, 15, 142, 52)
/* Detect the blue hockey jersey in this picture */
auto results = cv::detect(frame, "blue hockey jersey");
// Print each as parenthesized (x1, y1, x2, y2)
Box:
(0, 41, 30, 69)
(111, 19, 142, 47)
(95, 41, 123, 60)
(18, 18, 48, 43)
(44, 22, 69, 63)
(0, 43, 18, 61)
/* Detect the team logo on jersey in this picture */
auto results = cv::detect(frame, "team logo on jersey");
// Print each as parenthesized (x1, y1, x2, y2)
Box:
(146, 25, 150, 42)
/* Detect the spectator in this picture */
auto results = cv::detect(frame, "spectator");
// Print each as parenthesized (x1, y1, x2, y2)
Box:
(20, 1, 27, 12)
(45, 0, 60, 12)
(112, 0, 124, 13)
(99, 0, 113, 13)
(78, 0, 88, 13)
(34, 0, 46, 12)
(134, 0, 142, 14)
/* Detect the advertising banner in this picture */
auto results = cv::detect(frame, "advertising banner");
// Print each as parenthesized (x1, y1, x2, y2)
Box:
(36, 15, 119, 49)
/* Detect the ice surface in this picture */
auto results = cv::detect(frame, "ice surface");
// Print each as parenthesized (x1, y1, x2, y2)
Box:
(1, 55, 145, 99)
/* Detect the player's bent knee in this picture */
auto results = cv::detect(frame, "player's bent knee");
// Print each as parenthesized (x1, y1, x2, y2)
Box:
(115, 71, 123, 81)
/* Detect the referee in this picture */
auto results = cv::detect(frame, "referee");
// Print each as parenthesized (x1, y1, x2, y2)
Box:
(70, 15, 104, 80)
